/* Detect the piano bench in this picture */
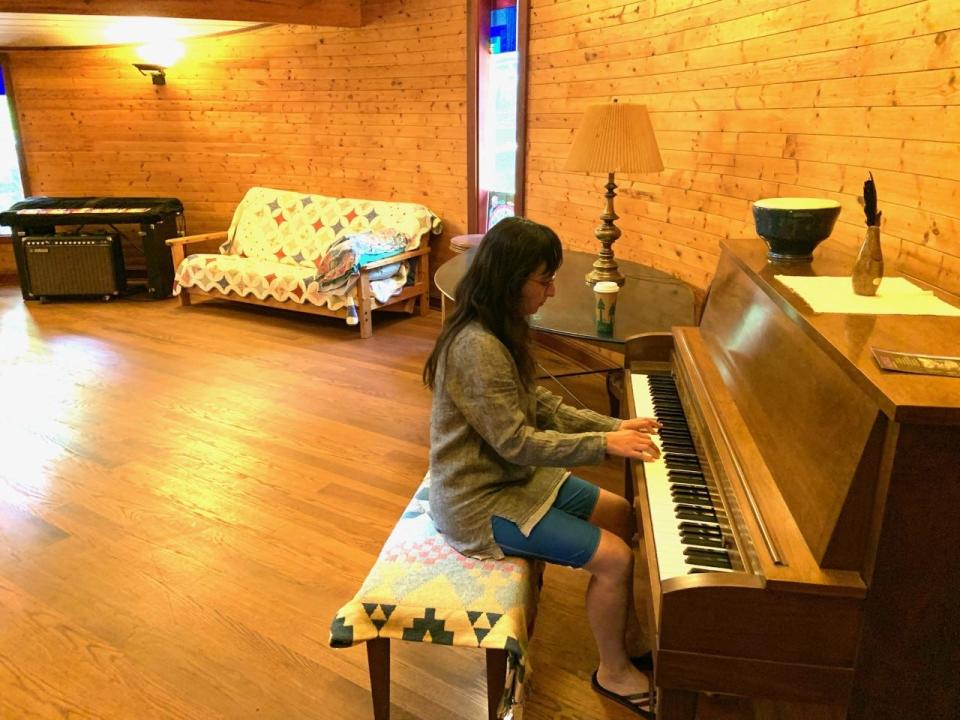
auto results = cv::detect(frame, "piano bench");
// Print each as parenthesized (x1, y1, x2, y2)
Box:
(329, 473, 542, 720)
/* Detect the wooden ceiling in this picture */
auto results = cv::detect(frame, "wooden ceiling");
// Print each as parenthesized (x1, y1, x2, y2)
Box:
(0, 0, 362, 48)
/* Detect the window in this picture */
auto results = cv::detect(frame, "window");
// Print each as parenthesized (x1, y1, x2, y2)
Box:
(469, 0, 527, 233)
(0, 60, 25, 219)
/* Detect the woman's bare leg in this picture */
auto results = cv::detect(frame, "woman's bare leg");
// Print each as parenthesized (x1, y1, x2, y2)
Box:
(582, 529, 651, 697)
(588, 489, 649, 654)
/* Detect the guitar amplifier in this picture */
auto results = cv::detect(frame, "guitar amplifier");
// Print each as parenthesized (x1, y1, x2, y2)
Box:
(21, 235, 126, 300)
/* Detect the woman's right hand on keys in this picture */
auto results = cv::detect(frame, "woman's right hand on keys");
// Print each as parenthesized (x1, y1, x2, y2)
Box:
(605, 430, 661, 462)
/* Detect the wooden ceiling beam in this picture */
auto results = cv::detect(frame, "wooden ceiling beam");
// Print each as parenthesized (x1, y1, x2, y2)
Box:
(0, 1, 362, 27)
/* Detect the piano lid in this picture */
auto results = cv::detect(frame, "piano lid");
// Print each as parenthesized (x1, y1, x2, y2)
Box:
(718, 239, 960, 425)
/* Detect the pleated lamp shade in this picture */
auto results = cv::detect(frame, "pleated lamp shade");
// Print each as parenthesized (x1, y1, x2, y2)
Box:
(565, 102, 664, 174)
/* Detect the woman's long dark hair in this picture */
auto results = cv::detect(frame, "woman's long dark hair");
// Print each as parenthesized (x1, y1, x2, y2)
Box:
(423, 217, 562, 389)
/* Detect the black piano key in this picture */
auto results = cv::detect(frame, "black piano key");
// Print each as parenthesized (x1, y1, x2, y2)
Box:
(675, 506, 718, 522)
(681, 526, 719, 537)
(653, 406, 683, 414)
(667, 468, 704, 479)
(671, 480, 708, 492)
(671, 488, 711, 501)
(666, 459, 701, 471)
(653, 413, 687, 423)
(684, 548, 732, 569)
(670, 485, 711, 498)
(683, 555, 732, 570)
(672, 490, 712, 502)
(679, 521, 722, 536)
(684, 546, 731, 559)
(681, 533, 724, 549)
(674, 498, 714, 511)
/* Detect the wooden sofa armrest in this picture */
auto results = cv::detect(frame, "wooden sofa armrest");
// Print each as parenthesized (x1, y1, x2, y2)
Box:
(167, 230, 228, 267)
(359, 244, 430, 271)
(166, 231, 227, 247)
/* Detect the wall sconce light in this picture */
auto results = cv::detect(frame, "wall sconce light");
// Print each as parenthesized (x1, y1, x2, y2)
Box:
(132, 38, 184, 86)
(133, 63, 167, 85)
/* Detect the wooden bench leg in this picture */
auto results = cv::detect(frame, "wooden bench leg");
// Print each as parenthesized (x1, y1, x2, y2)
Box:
(367, 638, 390, 720)
(486, 648, 507, 720)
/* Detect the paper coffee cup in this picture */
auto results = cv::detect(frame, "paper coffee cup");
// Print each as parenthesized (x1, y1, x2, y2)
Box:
(593, 281, 619, 336)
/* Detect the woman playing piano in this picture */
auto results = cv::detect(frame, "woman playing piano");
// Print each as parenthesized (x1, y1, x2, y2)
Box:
(423, 217, 661, 717)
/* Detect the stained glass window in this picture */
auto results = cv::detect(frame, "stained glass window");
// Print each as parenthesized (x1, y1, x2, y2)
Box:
(479, 1, 518, 230)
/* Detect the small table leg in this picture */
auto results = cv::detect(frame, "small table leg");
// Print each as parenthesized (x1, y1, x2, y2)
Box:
(367, 638, 390, 720)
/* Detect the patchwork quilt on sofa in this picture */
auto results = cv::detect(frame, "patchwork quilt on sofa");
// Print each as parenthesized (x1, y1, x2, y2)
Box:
(173, 187, 439, 324)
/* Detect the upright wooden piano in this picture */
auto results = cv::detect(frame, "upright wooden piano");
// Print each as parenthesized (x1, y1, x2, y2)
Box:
(627, 240, 960, 719)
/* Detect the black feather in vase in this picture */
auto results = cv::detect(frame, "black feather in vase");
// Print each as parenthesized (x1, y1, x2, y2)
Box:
(863, 172, 879, 226)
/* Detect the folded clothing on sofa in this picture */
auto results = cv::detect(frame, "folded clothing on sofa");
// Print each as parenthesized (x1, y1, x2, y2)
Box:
(314, 232, 409, 294)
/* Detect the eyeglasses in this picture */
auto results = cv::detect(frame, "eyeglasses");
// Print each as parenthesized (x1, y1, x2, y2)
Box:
(529, 274, 556, 289)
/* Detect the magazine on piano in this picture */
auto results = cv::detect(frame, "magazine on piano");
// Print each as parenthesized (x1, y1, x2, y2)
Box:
(871, 347, 960, 378)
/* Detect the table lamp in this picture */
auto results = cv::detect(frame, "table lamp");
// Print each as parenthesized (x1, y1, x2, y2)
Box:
(565, 101, 664, 286)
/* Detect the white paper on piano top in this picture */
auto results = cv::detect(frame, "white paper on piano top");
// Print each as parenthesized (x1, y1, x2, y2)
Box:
(773, 275, 960, 316)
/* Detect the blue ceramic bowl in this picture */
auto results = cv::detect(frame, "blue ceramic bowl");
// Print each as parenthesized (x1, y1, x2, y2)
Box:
(752, 198, 841, 262)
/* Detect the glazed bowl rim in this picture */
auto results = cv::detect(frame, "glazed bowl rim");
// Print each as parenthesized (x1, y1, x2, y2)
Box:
(753, 197, 841, 210)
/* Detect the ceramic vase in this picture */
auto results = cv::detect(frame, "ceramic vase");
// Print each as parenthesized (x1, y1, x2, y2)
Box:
(852, 225, 883, 296)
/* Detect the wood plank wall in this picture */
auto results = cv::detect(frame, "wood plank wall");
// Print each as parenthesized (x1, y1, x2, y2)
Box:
(3, 0, 467, 276)
(524, 0, 960, 296)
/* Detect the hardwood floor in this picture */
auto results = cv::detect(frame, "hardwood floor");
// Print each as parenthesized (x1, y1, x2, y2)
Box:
(0, 286, 753, 720)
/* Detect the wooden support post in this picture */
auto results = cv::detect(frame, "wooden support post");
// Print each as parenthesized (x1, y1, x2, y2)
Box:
(417, 254, 430, 316)
(367, 638, 390, 720)
(358, 272, 374, 339)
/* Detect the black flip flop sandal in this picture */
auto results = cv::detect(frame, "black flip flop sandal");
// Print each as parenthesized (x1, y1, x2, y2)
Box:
(631, 652, 653, 672)
(591, 670, 656, 718)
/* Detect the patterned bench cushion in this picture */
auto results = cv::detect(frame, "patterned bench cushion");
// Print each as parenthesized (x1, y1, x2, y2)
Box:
(330, 474, 540, 717)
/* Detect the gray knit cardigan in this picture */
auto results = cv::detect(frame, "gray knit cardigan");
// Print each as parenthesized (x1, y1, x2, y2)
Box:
(428, 321, 620, 559)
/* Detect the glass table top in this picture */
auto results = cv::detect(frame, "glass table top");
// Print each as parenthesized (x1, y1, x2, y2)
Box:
(434, 248, 697, 345)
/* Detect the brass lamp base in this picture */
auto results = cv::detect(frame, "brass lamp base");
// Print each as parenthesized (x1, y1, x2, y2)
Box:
(584, 172, 627, 287)
(585, 256, 627, 285)
(585, 260, 624, 286)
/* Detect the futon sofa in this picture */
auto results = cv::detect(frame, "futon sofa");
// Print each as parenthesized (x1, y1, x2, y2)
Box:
(167, 187, 441, 338)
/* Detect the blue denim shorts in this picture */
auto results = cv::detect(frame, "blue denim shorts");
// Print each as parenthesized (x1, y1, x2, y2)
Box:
(491, 474, 602, 568)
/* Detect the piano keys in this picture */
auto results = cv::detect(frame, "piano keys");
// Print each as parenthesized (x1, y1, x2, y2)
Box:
(626, 240, 960, 720)
(631, 371, 740, 578)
